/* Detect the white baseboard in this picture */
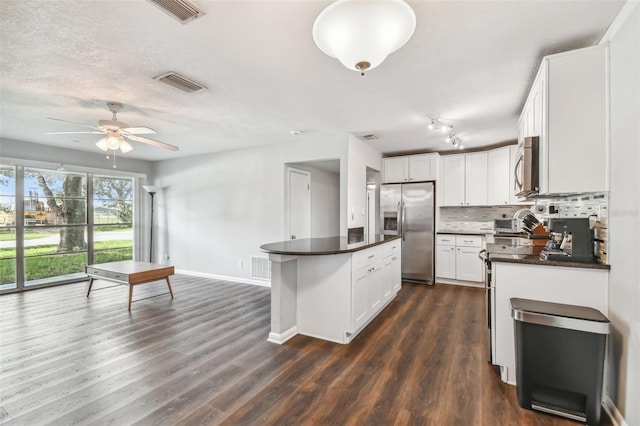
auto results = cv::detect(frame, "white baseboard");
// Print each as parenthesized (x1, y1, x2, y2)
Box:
(268, 326, 298, 345)
(603, 395, 628, 426)
(437, 278, 484, 288)
(175, 269, 271, 288)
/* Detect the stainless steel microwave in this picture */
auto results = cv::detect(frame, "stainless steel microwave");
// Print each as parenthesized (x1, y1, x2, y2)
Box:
(514, 136, 540, 197)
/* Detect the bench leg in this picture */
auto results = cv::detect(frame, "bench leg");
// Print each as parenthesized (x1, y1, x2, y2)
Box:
(87, 278, 94, 297)
(166, 277, 174, 299)
(128, 284, 134, 311)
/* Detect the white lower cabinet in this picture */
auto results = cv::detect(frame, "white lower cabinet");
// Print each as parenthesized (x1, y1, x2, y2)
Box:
(436, 235, 484, 283)
(349, 240, 401, 335)
(351, 266, 370, 333)
(436, 244, 456, 279)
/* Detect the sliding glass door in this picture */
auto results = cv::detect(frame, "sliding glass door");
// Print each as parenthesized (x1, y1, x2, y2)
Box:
(0, 164, 136, 293)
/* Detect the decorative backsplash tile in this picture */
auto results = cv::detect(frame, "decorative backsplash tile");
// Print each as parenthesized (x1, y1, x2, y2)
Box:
(439, 205, 532, 232)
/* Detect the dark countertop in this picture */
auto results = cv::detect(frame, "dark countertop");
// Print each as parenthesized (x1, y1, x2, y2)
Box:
(437, 231, 491, 236)
(260, 235, 401, 256)
(486, 236, 610, 270)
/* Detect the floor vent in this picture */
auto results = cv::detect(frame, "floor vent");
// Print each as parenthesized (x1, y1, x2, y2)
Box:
(147, 0, 205, 24)
(251, 257, 271, 281)
(153, 71, 207, 93)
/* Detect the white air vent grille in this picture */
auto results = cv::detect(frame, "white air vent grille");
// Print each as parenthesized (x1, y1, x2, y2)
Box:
(251, 256, 271, 281)
(153, 72, 207, 93)
(148, 0, 205, 24)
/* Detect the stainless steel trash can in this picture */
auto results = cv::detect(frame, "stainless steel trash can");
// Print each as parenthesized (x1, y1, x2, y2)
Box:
(511, 298, 609, 425)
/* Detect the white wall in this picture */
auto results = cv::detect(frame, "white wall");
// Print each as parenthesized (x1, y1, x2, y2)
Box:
(601, 2, 640, 424)
(151, 135, 348, 283)
(347, 134, 382, 232)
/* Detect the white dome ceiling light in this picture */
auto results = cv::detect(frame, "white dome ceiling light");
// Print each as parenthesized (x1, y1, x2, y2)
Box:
(312, 0, 417, 76)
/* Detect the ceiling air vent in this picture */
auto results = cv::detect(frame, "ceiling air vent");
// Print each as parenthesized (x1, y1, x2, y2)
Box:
(147, 0, 205, 24)
(363, 134, 378, 140)
(153, 72, 207, 94)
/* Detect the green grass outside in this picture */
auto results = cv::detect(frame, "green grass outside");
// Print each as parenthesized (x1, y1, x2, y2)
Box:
(0, 230, 56, 241)
(0, 240, 133, 285)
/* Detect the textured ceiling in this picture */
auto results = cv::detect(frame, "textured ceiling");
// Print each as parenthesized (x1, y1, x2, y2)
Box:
(0, 0, 625, 162)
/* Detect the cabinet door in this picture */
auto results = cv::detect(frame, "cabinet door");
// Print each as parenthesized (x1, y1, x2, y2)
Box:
(367, 264, 382, 313)
(487, 147, 510, 205)
(436, 245, 456, 279)
(464, 152, 488, 206)
(441, 155, 465, 206)
(383, 157, 408, 183)
(351, 268, 369, 332)
(408, 154, 438, 182)
(391, 253, 401, 293)
(455, 247, 484, 282)
(381, 257, 393, 303)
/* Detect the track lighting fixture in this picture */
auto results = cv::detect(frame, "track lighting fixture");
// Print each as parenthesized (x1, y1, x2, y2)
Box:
(427, 118, 453, 133)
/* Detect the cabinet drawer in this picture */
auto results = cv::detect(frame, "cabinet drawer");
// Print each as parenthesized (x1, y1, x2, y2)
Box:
(352, 246, 382, 271)
(436, 235, 456, 246)
(86, 267, 106, 277)
(455, 235, 483, 248)
(382, 241, 401, 258)
(107, 271, 129, 282)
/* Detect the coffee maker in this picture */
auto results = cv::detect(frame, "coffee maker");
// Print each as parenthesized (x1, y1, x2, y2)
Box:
(540, 218, 595, 263)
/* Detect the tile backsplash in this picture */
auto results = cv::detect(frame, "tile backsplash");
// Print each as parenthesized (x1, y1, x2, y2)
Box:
(439, 205, 532, 232)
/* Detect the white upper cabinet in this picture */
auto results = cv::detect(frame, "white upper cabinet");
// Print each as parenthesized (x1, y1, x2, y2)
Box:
(441, 155, 466, 206)
(441, 153, 487, 206)
(487, 147, 510, 205)
(382, 153, 439, 183)
(464, 152, 488, 206)
(520, 45, 609, 195)
(382, 157, 408, 183)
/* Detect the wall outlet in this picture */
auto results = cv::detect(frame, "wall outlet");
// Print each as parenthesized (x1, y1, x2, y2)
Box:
(237, 260, 243, 269)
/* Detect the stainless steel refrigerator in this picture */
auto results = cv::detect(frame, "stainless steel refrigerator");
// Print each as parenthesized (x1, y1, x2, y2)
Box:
(380, 182, 435, 284)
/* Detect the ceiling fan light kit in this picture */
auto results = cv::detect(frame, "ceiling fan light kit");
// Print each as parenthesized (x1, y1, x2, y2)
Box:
(46, 102, 179, 164)
(312, 0, 416, 75)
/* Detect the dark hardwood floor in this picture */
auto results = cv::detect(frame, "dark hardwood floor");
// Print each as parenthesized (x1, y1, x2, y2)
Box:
(0, 276, 582, 425)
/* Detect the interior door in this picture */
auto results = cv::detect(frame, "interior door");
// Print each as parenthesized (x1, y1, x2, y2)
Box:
(288, 168, 310, 240)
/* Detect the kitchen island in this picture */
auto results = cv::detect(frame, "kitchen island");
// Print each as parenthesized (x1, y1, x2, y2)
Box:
(485, 236, 610, 384)
(260, 235, 401, 344)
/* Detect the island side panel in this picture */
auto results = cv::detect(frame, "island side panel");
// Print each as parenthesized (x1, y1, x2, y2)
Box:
(268, 254, 298, 344)
(493, 262, 609, 384)
(297, 254, 352, 344)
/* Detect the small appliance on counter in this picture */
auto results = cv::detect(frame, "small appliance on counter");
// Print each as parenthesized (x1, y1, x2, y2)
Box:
(540, 218, 595, 263)
(493, 218, 519, 234)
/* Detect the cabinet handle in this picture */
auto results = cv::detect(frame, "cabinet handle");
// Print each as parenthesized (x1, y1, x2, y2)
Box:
(464, 240, 474, 243)
(392, 246, 396, 249)
(368, 254, 374, 259)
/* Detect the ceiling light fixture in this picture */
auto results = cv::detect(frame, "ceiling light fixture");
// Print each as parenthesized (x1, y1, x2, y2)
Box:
(445, 132, 463, 148)
(428, 117, 453, 133)
(312, 0, 416, 76)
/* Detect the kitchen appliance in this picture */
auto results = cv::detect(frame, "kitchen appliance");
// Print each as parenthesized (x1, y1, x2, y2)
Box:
(493, 218, 518, 234)
(380, 182, 435, 284)
(540, 218, 595, 263)
(514, 136, 539, 197)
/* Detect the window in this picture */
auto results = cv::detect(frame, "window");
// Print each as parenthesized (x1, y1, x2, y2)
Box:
(0, 165, 17, 290)
(93, 175, 134, 264)
(0, 164, 138, 293)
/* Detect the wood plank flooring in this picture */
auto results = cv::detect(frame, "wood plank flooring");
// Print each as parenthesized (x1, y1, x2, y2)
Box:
(0, 276, 589, 425)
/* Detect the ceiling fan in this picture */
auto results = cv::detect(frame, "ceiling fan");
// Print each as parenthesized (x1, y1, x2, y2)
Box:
(45, 102, 179, 154)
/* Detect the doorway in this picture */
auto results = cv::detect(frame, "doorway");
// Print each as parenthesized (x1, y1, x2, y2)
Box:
(287, 168, 310, 240)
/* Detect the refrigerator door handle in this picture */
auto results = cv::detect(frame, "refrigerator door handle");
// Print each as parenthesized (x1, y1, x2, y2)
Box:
(397, 201, 402, 236)
(401, 202, 406, 241)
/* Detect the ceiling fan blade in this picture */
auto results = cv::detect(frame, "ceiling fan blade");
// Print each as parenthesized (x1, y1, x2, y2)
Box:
(47, 117, 103, 131)
(125, 134, 179, 152)
(123, 126, 157, 135)
(44, 131, 105, 135)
